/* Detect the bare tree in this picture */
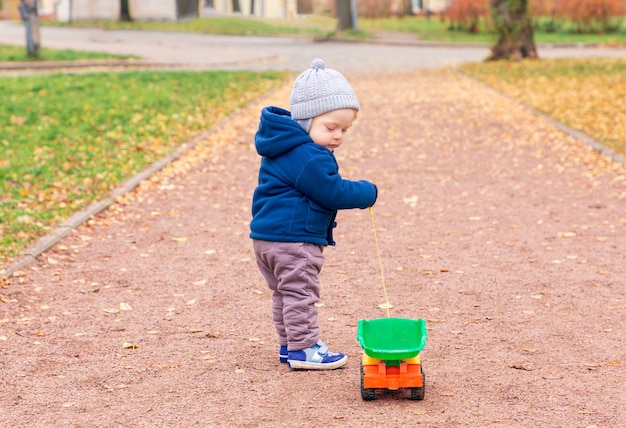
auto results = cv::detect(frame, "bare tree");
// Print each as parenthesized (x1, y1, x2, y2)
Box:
(335, 0, 353, 31)
(490, 0, 538, 60)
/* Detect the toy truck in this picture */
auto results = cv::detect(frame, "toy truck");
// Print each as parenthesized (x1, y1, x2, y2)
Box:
(357, 317, 427, 401)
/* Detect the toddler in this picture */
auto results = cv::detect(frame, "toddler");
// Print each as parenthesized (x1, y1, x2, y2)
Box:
(250, 58, 377, 370)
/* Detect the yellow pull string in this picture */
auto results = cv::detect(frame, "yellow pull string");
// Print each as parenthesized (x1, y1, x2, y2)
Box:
(369, 207, 392, 317)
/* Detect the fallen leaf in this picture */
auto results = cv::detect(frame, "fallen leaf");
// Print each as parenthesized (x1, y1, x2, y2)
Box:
(509, 363, 533, 371)
(603, 360, 621, 367)
(403, 195, 419, 207)
(172, 237, 188, 242)
(193, 279, 208, 286)
(119, 302, 133, 311)
(122, 342, 138, 349)
(557, 232, 577, 238)
(378, 302, 394, 310)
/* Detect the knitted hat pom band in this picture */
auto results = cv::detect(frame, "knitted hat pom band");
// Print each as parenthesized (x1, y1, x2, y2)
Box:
(291, 94, 360, 120)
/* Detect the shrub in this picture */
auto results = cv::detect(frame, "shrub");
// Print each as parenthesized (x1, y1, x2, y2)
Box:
(556, 0, 626, 33)
(445, 0, 490, 33)
(530, 0, 562, 32)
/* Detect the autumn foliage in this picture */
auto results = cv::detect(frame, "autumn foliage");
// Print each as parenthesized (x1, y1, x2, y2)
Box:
(445, 0, 626, 34)
(555, 0, 626, 33)
(445, 0, 490, 32)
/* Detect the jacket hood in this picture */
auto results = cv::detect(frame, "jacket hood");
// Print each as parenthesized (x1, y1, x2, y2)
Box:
(255, 106, 311, 158)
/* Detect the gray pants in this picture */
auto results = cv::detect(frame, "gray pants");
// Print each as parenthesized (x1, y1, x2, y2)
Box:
(252, 240, 324, 351)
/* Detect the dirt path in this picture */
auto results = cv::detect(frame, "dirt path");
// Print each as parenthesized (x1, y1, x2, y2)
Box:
(1, 70, 625, 427)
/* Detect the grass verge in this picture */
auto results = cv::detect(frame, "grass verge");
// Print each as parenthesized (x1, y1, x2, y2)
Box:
(458, 58, 626, 158)
(0, 70, 289, 265)
(43, 15, 626, 45)
(0, 43, 139, 62)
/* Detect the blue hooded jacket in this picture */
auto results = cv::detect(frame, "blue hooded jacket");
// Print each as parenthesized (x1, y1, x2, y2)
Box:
(250, 106, 377, 246)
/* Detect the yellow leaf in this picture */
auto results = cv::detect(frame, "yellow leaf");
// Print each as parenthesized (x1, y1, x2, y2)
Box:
(122, 342, 138, 349)
(172, 237, 188, 242)
(604, 360, 621, 367)
(557, 232, 577, 238)
(119, 302, 133, 311)
(378, 302, 394, 310)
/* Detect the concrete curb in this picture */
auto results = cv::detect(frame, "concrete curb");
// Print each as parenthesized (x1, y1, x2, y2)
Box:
(0, 84, 287, 280)
(455, 69, 626, 168)
(0, 55, 284, 72)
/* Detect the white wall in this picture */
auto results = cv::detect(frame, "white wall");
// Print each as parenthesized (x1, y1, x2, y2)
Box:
(129, 0, 177, 21)
(56, 0, 119, 22)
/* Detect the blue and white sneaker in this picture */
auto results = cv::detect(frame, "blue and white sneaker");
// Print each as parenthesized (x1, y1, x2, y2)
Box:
(279, 345, 288, 363)
(287, 340, 347, 370)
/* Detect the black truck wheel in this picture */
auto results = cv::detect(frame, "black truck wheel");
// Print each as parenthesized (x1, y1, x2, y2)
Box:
(408, 368, 425, 401)
(360, 363, 377, 401)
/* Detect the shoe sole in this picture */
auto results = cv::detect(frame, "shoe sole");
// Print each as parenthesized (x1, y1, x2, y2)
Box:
(287, 355, 348, 370)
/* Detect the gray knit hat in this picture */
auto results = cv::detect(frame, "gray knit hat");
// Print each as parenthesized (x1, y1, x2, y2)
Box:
(290, 58, 360, 123)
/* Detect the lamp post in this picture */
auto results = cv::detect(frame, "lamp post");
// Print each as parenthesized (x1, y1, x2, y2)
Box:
(351, 0, 357, 31)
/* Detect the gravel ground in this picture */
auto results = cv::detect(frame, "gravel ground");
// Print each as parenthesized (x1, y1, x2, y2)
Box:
(1, 70, 625, 427)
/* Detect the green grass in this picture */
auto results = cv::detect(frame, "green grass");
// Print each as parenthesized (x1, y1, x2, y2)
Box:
(458, 58, 626, 157)
(0, 43, 138, 62)
(0, 70, 289, 263)
(50, 15, 338, 37)
(40, 15, 626, 45)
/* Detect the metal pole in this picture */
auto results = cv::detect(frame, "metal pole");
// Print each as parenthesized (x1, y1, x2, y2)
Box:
(351, 0, 357, 31)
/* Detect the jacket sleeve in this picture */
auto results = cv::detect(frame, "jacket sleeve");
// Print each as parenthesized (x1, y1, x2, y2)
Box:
(295, 155, 377, 210)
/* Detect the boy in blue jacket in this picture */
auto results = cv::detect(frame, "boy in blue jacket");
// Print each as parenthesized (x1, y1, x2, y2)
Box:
(250, 59, 378, 370)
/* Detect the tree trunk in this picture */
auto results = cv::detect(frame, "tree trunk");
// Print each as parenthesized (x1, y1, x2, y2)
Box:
(18, 0, 40, 58)
(490, 0, 538, 61)
(335, 0, 353, 31)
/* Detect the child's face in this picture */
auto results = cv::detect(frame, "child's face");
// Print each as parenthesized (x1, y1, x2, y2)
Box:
(308, 108, 356, 151)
